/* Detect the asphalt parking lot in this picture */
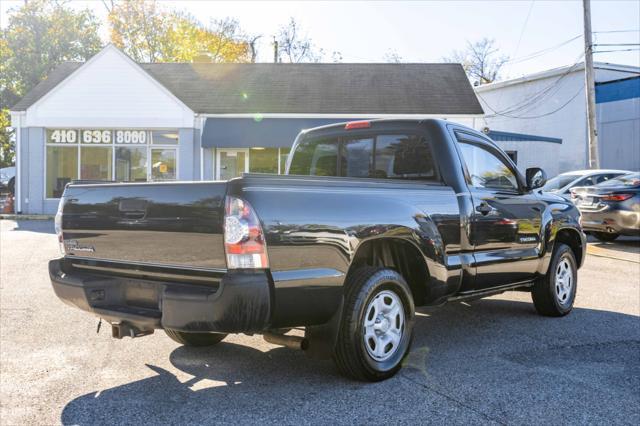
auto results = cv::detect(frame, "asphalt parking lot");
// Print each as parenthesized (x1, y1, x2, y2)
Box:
(1, 219, 639, 425)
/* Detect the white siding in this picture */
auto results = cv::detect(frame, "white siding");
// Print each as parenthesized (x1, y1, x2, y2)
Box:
(25, 45, 194, 128)
(475, 66, 639, 176)
(476, 72, 587, 177)
(597, 97, 640, 171)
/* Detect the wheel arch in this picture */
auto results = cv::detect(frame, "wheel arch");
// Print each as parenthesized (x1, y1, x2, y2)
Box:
(554, 227, 585, 268)
(304, 236, 431, 360)
(346, 237, 431, 307)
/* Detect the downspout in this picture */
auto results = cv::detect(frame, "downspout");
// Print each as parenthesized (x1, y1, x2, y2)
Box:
(13, 113, 22, 214)
(199, 115, 205, 180)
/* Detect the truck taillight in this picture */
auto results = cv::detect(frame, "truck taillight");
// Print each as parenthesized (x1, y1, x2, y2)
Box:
(345, 120, 371, 130)
(55, 198, 65, 255)
(224, 196, 268, 269)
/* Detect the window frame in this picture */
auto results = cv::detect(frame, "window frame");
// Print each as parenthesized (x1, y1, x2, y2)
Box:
(288, 131, 442, 183)
(44, 128, 179, 200)
(454, 131, 525, 194)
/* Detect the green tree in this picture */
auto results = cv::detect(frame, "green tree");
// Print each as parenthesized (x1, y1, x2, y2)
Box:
(106, 1, 252, 63)
(0, 0, 102, 167)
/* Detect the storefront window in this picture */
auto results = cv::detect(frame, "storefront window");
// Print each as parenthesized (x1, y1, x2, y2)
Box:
(45, 128, 179, 196)
(116, 147, 147, 182)
(81, 147, 113, 180)
(46, 146, 78, 198)
(249, 148, 279, 173)
(151, 130, 179, 145)
(151, 149, 177, 180)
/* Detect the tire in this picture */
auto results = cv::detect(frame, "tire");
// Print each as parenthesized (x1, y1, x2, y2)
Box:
(532, 243, 577, 317)
(333, 267, 415, 382)
(593, 232, 619, 242)
(164, 329, 227, 347)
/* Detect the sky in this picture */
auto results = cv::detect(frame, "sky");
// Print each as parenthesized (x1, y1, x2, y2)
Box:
(1, 0, 639, 79)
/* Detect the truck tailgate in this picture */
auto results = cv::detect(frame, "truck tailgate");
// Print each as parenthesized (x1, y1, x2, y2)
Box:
(60, 182, 227, 270)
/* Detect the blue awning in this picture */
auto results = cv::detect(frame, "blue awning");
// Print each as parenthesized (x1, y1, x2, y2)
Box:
(487, 130, 562, 144)
(596, 76, 640, 104)
(202, 117, 360, 148)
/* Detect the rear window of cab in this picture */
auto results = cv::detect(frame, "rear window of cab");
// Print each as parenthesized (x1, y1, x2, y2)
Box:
(288, 133, 438, 181)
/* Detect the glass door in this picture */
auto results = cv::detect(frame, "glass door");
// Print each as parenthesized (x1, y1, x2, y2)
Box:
(216, 149, 249, 180)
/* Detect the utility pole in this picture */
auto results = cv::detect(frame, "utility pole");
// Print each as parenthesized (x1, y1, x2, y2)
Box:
(583, 0, 600, 169)
(273, 37, 279, 63)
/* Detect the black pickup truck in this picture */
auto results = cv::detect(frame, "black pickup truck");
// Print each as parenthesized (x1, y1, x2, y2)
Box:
(50, 119, 585, 381)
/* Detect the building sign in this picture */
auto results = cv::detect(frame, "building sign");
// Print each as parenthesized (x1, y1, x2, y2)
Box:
(45, 129, 179, 198)
(47, 129, 162, 145)
(48, 129, 78, 144)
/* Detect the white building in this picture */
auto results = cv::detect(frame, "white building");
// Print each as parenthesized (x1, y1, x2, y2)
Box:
(9, 45, 484, 215)
(475, 62, 640, 176)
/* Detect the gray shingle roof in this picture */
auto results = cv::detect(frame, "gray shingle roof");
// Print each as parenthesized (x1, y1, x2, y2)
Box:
(12, 61, 484, 115)
(11, 62, 82, 111)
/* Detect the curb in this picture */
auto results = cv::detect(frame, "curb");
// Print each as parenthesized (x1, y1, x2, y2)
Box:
(586, 244, 640, 264)
(0, 214, 54, 220)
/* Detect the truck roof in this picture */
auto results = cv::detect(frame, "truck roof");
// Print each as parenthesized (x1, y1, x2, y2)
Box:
(299, 118, 465, 138)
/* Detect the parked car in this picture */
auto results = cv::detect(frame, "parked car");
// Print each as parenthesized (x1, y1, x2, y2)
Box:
(0, 166, 15, 192)
(50, 119, 586, 381)
(542, 169, 630, 199)
(571, 172, 640, 242)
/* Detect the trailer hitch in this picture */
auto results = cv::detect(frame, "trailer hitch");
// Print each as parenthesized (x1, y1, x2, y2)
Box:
(111, 322, 154, 339)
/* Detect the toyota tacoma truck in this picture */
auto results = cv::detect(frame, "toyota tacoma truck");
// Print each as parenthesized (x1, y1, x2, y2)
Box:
(50, 119, 586, 381)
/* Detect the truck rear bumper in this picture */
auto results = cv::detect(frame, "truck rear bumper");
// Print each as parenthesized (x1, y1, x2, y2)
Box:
(49, 258, 272, 334)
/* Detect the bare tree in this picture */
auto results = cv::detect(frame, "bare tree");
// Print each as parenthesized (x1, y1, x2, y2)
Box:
(276, 17, 322, 63)
(383, 49, 402, 63)
(330, 51, 343, 63)
(248, 35, 262, 63)
(443, 38, 509, 85)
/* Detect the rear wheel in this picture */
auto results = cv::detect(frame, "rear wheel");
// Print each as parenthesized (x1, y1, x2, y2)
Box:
(593, 231, 619, 242)
(333, 267, 415, 381)
(164, 329, 227, 347)
(532, 243, 577, 316)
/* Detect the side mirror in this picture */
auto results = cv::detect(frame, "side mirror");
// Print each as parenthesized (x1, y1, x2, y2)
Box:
(526, 167, 547, 190)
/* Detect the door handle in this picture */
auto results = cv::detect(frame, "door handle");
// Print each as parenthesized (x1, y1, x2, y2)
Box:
(475, 202, 493, 215)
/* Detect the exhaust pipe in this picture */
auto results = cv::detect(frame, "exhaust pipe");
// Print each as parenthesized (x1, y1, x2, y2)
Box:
(263, 332, 308, 350)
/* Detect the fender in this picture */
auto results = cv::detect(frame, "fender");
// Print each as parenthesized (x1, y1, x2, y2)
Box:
(536, 199, 585, 275)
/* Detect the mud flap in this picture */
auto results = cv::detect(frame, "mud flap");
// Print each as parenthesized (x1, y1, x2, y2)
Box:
(304, 297, 344, 359)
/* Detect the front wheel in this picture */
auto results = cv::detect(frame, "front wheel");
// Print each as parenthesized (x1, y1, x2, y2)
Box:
(333, 267, 415, 381)
(164, 329, 227, 347)
(593, 231, 619, 242)
(532, 243, 577, 316)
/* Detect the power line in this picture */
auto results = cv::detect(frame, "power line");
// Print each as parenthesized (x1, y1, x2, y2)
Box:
(594, 48, 640, 53)
(594, 43, 640, 47)
(496, 1, 535, 112)
(593, 29, 640, 33)
(481, 53, 585, 118)
(513, 1, 535, 58)
(504, 35, 581, 64)
(478, 85, 583, 120)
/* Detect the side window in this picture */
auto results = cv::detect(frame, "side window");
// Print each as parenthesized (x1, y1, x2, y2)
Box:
(374, 135, 436, 180)
(576, 176, 596, 186)
(289, 133, 437, 181)
(289, 139, 339, 176)
(458, 142, 518, 191)
(341, 138, 373, 178)
(595, 174, 615, 184)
